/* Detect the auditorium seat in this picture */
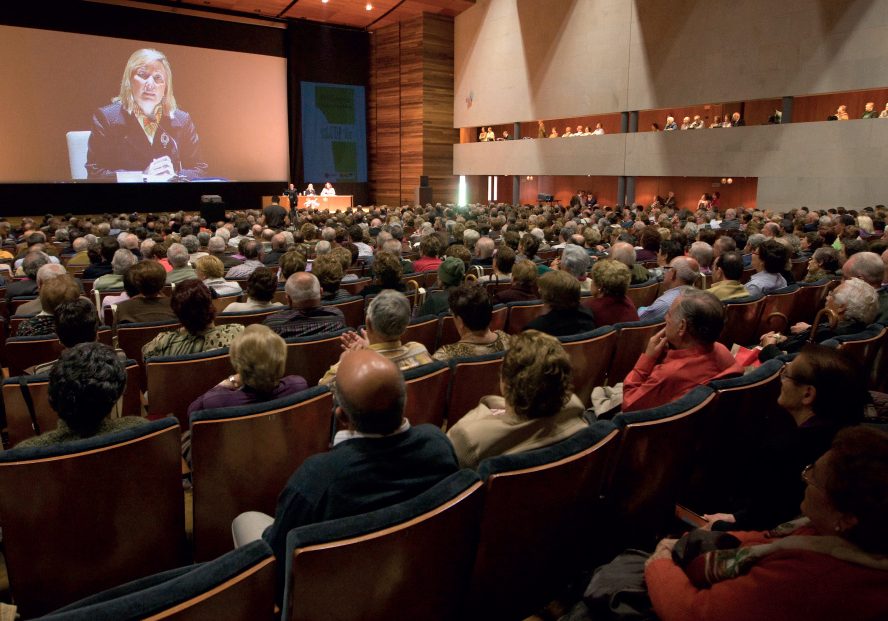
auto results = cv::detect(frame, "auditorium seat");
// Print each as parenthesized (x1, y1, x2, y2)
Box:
(719, 294, 765, 347)
(0, 418, 185, 617)
(211, 294, 243, 313)
(327, 295, 365, 328)
(282, 470, 484, 621)
(215, 307, 278, 326)
(467, 422, 620, 621)
(626, 277, 660, 308)
(116, 320, 181, 388)
(146, 348, 234, 426)
(789, 278, 834, 325)
(503, 300, 545, 334)
(189, 385, 334, 561)
(403, 314, 440, 352)
(39, 539, 276, 621)
(445, 350, 506, 428)
(608, 386, 718, 544)
(559, 326, 617, 407)
(403, 361, 451, 427)
(822, 323, 888, 390)
(756, 284, 800, 335)
(606, 317, 666, 385)
(283, 329, 349, 386)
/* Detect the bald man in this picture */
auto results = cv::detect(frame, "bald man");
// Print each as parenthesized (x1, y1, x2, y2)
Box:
(233, 349, 459, 598)
(262, 272, 346, 338)
(638, 256, 701, 321)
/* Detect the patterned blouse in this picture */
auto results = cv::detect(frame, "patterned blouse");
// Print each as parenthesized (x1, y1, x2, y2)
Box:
(142, 323, 244, 360)
(15, 313, 56, 338)
(432, 330, 511, 361)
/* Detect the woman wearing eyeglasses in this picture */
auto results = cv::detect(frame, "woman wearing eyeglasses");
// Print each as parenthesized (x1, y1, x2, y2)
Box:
(645, 425, 888, 621)
(701, 344, 866, 533)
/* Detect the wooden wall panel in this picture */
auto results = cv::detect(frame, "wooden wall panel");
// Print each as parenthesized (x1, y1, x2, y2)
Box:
(369, 14, 457, 207)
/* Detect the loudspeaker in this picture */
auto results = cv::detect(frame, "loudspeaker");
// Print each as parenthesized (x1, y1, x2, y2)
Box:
(199, 195, 225, 223)
(416, 186, 433, 206)
(419, 176, 430, 187)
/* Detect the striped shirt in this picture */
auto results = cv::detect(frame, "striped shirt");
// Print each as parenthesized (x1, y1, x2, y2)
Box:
(262, 306, 346, 339)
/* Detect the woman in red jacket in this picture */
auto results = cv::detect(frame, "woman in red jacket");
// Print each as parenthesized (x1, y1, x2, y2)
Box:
(644, 426, 888, 621)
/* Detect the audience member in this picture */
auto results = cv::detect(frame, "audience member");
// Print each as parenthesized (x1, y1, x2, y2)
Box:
(433, 284, 510, 360)
(93, 248, 136, 291)
(164, 243, 197, 285)
(479, 245, 515, 283)
(639, 257, 700, 320)
(610, 241, 650, 284)
(746, 239, 789, 296)
(142, 280, 244, 359)
(225, 239, 264, 280)
(708, 251, 751, 301)
(447, 330, 587, 468)
(804, 246, 840, 283)
(412, 234, 443, 273)
(622, 288, 742, 412)
(14, 343, 146, 449)
(524, 270, 596, 337)
(494, 259, 538, 304)
(115, 260, 177, 324)
(6, 251, 49, 302)
(361, 251, 406, 297)
(14, 263, 67, 316)
(187, 324, 307, 415)
(16, 274, 81, 337)
(223, 267, 284, 313)
(419, 256, 465, 316)
(263, 272, 346, 338)
(585, 259, 639, 325)
(194, 255, 243, 297)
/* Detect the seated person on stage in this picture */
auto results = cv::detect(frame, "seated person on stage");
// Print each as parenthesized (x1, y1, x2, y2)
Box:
(708, 250, 752, 301)
(447, 330, 587, 469)
(262, 272, 346, 339)
(644, 426, 888, 621)
(14, 342, 147, 449)
(142, 280, 243, 360)
(115, 260, 178, 324)
(320, 181, 336, 196)
(224, 267, 284, 313)
(194, 255, 243, 298)
(746, 239, 788, 296)
(15, 263, 67, 316)
(622, 288, 742, 413)
(93, 248, 136, 291)
(638, 257, 700, 321)
(232, 349, 459, 598)
(584, 259, 639, 326)
(524, 270, 596, 337)
(758, 277, 878, 362)
(703, 344, 866, 532)
(433, 283, 510, 361)
(478, 245, 515, 283)
(494, 259, 539, 304)
(418, 257, 465, 316)
(16, 274, 81, 337)
(187, 324, 308, 416)
(320, 289, 432, 385)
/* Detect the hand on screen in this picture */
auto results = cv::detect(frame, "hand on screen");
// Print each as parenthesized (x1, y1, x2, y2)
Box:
(145, 156, 175, 177)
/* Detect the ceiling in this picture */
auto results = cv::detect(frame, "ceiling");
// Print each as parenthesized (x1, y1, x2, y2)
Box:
(133, 0, 475, 30)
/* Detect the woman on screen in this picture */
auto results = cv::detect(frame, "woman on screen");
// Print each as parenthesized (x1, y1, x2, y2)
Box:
(320, 182, 336, 196)
(85, 48, 208, 180)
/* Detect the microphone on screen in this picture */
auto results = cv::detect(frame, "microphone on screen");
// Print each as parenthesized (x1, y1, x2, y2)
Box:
(159, 130, 188, 180)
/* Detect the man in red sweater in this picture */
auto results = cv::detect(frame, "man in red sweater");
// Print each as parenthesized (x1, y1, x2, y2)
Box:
(622, 288, 742, 412)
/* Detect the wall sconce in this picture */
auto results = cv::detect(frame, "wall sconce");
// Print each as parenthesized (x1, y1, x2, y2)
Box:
(727, 178, 733, 184)
(720, 178, 726, 184)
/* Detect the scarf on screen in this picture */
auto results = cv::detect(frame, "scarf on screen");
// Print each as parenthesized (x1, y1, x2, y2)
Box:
(680, 517, 888, 588)
(133, 103, 165, 143)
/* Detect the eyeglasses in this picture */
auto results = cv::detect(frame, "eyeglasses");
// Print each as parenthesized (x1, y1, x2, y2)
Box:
(801, 464, 821, 489)
(780, 366, 808, 384)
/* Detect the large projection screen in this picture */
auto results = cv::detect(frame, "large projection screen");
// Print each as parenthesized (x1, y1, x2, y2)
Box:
(0, 25, 289, 183)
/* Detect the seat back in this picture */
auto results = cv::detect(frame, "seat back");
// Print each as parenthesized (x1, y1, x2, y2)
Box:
(469, 423, 620, 620)
(146, 348, 234, 426)
(190, 386, 333, 561)
(211, 294, 243, 313)
(626, 278, 660, 308)
(66, 130, 91, 180)
(829, 324, 888, 380)
(683, 360, 788, 509)
(756, 285, 800, 335)
(446, 351, 505, 428)
(328, 295, 365, 328)
(789, 279, 833, 325)
(284, 329, 348, 385)
(4, 335, 65, 377)
(608, 387, 718, 542)
(504, 300, 545, 334)
(40, 537, 275, 621)
(0, 419, 184, 617)
(789, 259, 809, 282)
(404, 314, 440, 353)
(607, 318, 666, 385)
(3, 361, 143, 448)
(340, 277, 371, 296)
(403, 361, 451, 427)
(283, 470, 484, 621)
(117, 321, 181, 388)
(719, 295, 765, 346)
(559, 327, 617, 407)
(215, 308, 278, 326)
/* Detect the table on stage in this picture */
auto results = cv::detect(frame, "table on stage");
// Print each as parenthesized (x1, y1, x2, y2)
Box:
(263, 195, 354, 211)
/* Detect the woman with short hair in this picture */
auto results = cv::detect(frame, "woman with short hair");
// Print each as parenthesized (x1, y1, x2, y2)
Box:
(433, 283, 510, 361)
(584, 259, 639, 326)
(446, 330, 587, 469)
(187, 324, 307, 415)
(195, 255, 242, 297)
(224, 267, 285, 313)
(142, 280, 243, 359)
